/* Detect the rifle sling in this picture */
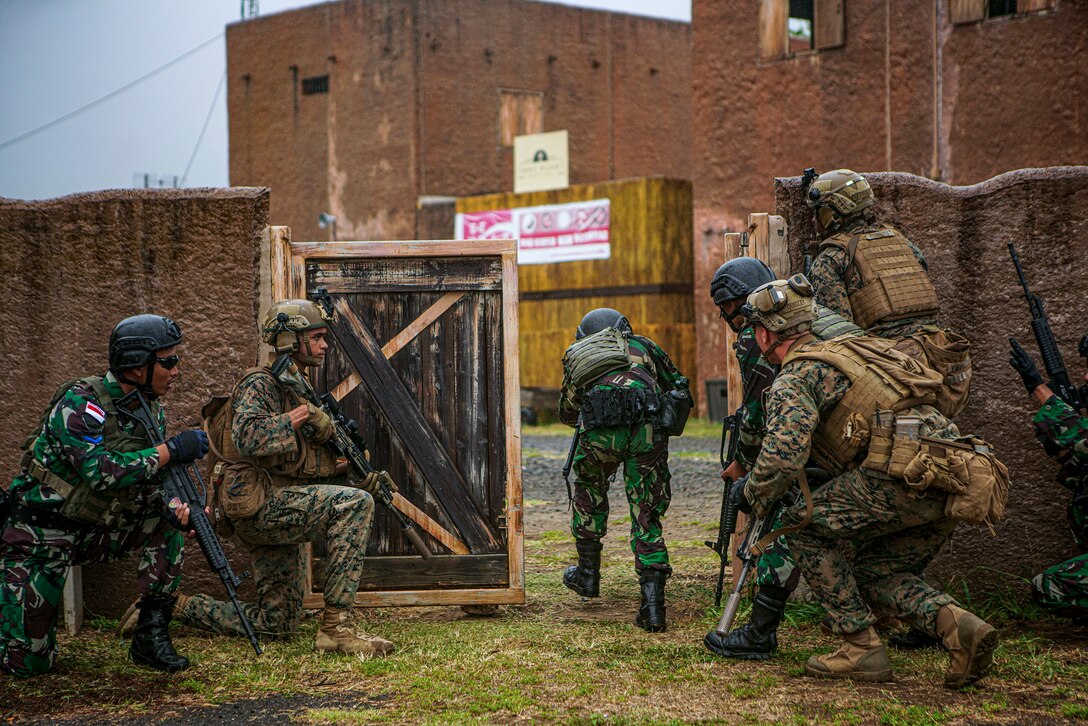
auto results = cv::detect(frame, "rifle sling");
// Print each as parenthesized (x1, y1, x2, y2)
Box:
(752, 469, 813, 556)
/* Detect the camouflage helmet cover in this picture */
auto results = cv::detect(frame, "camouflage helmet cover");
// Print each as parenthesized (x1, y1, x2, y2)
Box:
(742, 274, 817, 334)
(576, 308, 632, 340)
(805, 168, 875, 237)
(262, 299, 329, 354)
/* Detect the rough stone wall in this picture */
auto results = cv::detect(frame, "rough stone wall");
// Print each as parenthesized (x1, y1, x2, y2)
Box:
(774, 167, 1088, 588)
(227, 0, 692, 243)
(0, 188, 269, 615)
(691, 0, 1088, 410)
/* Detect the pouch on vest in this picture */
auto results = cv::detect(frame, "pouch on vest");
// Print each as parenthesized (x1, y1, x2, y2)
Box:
(563, 328, 632, 391)
(894, 329, 972, 418)
(901, 437, 1009, 531)
(203, 394, 268, 521)
(580, 387, 659, 431)
(657, 381, 693, 437)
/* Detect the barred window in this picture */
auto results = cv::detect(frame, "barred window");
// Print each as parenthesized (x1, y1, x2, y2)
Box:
(301, 75, 329, 95)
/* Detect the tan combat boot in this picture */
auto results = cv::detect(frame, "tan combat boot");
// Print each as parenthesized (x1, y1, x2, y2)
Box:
(936, 604, 999, 689)
(805, 626, 893, 682)
(118, 593, 190, 638)
(314, 607, 395, 657)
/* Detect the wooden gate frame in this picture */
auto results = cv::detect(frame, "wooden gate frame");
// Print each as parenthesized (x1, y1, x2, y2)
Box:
(268, 227, 525, 607)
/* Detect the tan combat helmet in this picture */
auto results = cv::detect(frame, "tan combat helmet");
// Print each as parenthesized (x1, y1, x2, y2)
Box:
(805, 168, 875, 238)
(262, 299, 330, 365)
(742, 274, 818, 335)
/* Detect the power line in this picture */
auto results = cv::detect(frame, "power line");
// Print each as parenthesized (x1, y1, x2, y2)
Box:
(181, 70, 227, 186)
(0, 33, 224, 152)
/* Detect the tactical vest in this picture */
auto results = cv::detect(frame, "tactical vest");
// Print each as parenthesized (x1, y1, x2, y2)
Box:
(781, 335, 943, 475)
(819, 225, 940, 330)
(20, 376, 160, 527)
(562, 328, 637, 392)
(207, 367, 339, 481)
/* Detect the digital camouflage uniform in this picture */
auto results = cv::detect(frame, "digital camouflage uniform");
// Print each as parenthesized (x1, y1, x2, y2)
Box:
(178, 366, 375, 638)
(1029, 395, 1088, 612)
(0, 373, 182, 677)
(745, 343, 962, 635)
(560, 336, 684, 573)
(733, 307, 862, 590)
(808, 227, 937, 339)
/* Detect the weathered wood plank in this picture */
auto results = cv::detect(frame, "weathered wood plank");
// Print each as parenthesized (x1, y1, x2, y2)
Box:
(291, 240, 516, 260)
(309, 258, 502, 293)
(330, 372, 363, 401)
(393, 492, 469, 555)
(303, 585, 526, 609)
(312, 555, 509, 591)
(501, 251, 525, 590)
(382, 292, 465, 360)
(270, 226, 292, 303)
(326, 296, 502, 553)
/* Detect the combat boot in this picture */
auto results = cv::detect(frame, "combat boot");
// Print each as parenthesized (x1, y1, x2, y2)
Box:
(563, 539, 602, 598)
(128, 594, 190, 673)
(703, 586, 788, 660)
(805, 626, 892, 682)
(634, 569, 668, 633)
(315, 607, 395, 657)
(936, 604, 999, 689)
(889, 625, 945, 651)
(119, 592, 190, 638)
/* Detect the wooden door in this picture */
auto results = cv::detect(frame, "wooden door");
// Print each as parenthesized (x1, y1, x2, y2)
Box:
(269, 230, 524, 607)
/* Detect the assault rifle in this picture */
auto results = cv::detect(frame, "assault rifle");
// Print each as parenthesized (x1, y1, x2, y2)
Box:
(118, 389, 262, 656)
(714, 498, 783, 637)
(705, 413, 740, 607)
(1009, 244, 1088, 411)
(271, 355, 432, 560)
(562, 416, 582, 509)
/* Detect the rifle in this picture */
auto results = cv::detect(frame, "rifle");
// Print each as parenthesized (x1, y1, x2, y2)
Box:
(273, 357, 432, 559)
(1009, 244, 1087, 411)
(562, 416, 582, 510)
(714, 498, 782, 637)
(705, 413, 740, 607)
(118, 389, 262, 656)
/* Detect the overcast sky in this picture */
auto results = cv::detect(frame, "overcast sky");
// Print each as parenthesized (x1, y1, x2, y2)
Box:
(0, 0, 691, 200)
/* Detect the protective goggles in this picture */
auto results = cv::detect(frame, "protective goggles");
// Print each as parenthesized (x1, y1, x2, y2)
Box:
(155, 354, 181, 370)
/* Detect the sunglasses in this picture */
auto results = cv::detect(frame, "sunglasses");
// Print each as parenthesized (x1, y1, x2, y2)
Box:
(155, 354, 181, 370)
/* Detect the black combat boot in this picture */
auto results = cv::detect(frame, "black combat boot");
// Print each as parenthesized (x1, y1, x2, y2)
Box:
(703, 586, 788, 660)
(889, 625, 946, 651)
(563, 539, 602, 597)
(129, 594, 190, 673)
(635, 569, 668, 632)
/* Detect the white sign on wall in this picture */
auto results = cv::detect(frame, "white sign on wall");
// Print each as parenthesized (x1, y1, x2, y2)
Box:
(513, 130, 569, 194)
(455, 198, 611, 265)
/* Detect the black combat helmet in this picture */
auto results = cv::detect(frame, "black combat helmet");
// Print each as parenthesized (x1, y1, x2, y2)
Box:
(710, 257, 776, 332)
(109, 314, 184, 391)
(576, 308, 631, 340)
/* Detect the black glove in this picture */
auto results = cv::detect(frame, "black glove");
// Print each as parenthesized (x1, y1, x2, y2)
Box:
(1009, 338, 1044, 395)
(166, 429, 209, 464)
(729, 476, 753, 515)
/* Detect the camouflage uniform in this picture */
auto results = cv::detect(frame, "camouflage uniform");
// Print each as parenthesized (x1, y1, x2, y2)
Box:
(808, 227, 937, 339)
(1029, 395, 1088, 612)
(560, 335, 684, 573)
(178, 366, 374, 638)
(0, 373, 182, 677)
(745, 343, 962, 635)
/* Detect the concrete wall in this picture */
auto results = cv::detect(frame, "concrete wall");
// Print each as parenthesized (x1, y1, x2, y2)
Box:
(691, 0, 1088, 405)
(774, 167, 1088, 587)
(0, 188, 269, 615)
(226, 0, 692, 242)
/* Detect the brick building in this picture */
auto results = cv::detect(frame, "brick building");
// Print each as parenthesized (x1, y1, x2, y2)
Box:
(226, 0, 692, 242)
(692, 0, 1088, 406)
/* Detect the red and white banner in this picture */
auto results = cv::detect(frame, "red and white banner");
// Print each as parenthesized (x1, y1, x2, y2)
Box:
(456, 198, 611, 265)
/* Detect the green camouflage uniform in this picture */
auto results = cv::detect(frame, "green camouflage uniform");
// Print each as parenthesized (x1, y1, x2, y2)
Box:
(808, 228, 938, 339)
(733, 308, 862, 590)
(560, 336, 684, 574)
(1029, 395, 1088, 611)
(178, 366, 374, 638)
(0, 373, 182, 677)
(745, 342, 962, 635)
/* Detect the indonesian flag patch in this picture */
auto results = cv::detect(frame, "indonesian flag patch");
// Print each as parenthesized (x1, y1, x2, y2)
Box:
(84, 401, 106, 424)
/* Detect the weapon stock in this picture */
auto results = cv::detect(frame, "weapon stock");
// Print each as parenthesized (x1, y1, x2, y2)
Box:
(120, 390, 262, 656)
(562, 416, 582, 510)
(715, 500, 782, 636)
(1009, 244, 1086, 411)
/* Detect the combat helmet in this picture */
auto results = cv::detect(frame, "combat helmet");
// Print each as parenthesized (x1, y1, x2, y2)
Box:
(263, 299, 330, 365)
(742, 274, 817, 335)
(576, 308, 632, 341)
(803, 168, 875, 238)
(710, 257, 777, 333)
(109, 314, 184, 392)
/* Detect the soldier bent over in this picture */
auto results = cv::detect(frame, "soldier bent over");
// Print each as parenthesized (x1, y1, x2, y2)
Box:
(559, 308, 691, 632)
(1, 315, 208, 676)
